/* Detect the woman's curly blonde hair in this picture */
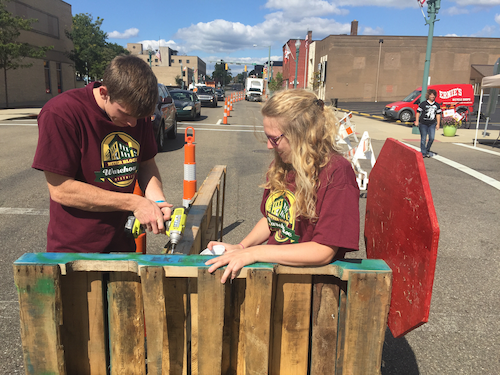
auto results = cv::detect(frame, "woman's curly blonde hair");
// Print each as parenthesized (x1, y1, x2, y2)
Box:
(261, 89, 341, 222)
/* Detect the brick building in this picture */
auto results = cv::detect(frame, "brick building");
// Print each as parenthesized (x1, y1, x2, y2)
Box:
(0, 0, 75, 108)
(127, 43, 207, 88)
(283, 27, 500, 103)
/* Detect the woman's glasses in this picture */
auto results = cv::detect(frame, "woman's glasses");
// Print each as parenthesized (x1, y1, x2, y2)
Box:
(267, 133, 284, 147)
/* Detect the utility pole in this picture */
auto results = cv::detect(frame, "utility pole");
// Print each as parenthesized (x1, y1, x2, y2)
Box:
(420, 0, 441, 103)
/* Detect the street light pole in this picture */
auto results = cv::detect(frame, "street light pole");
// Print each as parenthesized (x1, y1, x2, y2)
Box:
(420, 0, 441, 103)
(294, 39, 300, 89)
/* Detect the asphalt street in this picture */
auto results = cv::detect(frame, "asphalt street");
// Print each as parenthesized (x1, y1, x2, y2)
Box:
(1, 97, 499, 374)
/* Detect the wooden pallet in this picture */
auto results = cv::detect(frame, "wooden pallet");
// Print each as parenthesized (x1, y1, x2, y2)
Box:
(174, 165, 226, 255)
(14, 254, 391, 375)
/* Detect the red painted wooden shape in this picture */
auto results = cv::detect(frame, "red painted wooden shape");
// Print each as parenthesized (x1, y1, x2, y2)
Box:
(365, 138, 439, 338)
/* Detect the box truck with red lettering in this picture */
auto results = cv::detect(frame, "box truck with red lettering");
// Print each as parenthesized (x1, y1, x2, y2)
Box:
(383, 84, 474, 122)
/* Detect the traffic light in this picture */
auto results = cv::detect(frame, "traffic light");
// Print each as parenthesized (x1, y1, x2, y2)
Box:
(225, 63, 228, 70)
(244, 65, 247, 72)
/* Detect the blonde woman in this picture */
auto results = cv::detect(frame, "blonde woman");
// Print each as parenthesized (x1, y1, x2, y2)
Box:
(206, 90, 360, 283)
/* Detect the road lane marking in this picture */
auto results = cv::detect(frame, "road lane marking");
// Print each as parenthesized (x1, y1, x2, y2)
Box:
(178, 127, 264, 133)
(0, 208, 49, 215)
(402, 142, 500, 191)
(453, 143, 500, 156)
(177, 122, 263, 128)
(0, 123, 37, 126)
(216, 119, 222, 125)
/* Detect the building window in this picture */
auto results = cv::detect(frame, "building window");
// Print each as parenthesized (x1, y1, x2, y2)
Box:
(179, 59, 182, 63)
(155, 58, 158, 63)
(56, 62, 62, 93)
(170, 59, 174, 64)
(44, 61, 51, 94)
(186, 59, 190, 64)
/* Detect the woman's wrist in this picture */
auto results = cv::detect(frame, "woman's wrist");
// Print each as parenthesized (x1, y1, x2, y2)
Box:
(238, 242, 245, 249)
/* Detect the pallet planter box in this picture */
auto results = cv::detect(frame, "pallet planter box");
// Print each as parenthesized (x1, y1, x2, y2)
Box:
(13, 164, 394, 374)
(14, 254, 391, 375)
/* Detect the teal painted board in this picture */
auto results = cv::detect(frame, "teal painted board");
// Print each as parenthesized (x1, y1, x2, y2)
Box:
(14, 253, 390, 274)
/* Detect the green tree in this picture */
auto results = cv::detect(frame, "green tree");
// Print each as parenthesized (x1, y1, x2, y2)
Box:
(0, 0, 53, 107)
(211, 61, 232, 87)
(66, 13, 128, 82)
(268, 72, 283, 92)
(175, 75, 183, 87)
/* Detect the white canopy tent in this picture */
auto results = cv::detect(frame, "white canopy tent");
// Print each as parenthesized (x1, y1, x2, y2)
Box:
(474, 74, 500, 146)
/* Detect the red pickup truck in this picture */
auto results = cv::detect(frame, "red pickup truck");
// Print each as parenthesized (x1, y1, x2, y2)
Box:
(383, 84, 474, 122)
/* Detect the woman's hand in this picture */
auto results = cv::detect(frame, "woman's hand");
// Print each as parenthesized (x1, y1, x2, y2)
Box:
(205, 248, 257, 284)
(206, 241, 243, 253)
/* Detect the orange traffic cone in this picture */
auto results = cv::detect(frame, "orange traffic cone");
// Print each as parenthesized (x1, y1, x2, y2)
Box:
(183, 127, 197, 207)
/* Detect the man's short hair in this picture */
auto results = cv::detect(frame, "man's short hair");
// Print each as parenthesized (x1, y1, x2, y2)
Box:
(102, 55, 158, 118)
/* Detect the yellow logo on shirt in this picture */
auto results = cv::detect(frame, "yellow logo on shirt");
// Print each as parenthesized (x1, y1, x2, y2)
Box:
(94, 132, 139, 187)
(265, 190, 300, 243)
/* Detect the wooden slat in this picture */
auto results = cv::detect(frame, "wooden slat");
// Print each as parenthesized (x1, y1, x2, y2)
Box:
(229, 278, 247, 374)
(108, 272, 146, 375)
(335, 282, 348, 374)
(164, 277, 189, 374)
(310, 276, 343, 375)
(188, 277, 199, 375)
(245, 269, 274, 375)
(60, 271, 106, 375)
(340, 272, 392, 374)
(13, 264, 66, 375)
(140, 267, 166, 375)
(271, 274, 312, 375)
(197, 269, 225, 375)
(176, 165, 227, 255)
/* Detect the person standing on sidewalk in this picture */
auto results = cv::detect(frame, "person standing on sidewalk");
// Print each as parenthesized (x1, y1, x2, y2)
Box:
(415, 89, 442, 158)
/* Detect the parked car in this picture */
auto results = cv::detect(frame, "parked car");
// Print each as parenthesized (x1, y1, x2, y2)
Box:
(152, 83, 177, 151)
(215, 88, 225, 101)
(196, 86, 218, 107)
(383, 84, 474, 123)
(170, 89, 201, 120)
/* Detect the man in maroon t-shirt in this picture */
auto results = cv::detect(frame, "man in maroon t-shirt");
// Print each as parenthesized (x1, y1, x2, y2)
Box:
(32, 55, 172, 253)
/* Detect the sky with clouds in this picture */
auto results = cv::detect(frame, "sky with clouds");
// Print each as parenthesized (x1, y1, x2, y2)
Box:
(70, 0, 500, 73)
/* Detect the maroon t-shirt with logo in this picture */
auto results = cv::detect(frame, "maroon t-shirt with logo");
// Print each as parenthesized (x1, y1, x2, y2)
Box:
(32, 82, 157, 253)
(260, 155, 360, 254)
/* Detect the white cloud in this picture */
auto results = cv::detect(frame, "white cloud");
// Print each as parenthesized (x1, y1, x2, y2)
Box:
(495, 13, 500, 24)
(108, 28, 139, 39)
(470, 25, 497, 37)
(454, 0, 500, 5)
(265, 0, 348, 18)
(443, 6, 469, 15)
(174, 15, 350, 54)
(362, 26, 384, 35)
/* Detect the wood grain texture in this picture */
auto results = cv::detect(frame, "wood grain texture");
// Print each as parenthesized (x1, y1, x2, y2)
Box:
(108, 272, 146, 375)
(245, 269, 274, 375)
(310, 276, 343, 374)
(197, 269, 225, 375)
(60, 271, 106, 375)
(271, 274, 312, 375)
(14, 264, 66, 375)
(340, 272, 392, 374)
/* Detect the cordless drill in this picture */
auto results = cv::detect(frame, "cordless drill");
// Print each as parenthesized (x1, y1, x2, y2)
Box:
(124, 207, 187, 252)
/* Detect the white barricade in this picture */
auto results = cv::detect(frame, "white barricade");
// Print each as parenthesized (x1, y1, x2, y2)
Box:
(344, 131, 376, 193)
(336, 112, 358, 149)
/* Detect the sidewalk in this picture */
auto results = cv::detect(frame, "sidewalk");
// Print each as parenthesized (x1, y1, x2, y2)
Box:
(0, 108, 41, 121)
(346, 111, 498, 145)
